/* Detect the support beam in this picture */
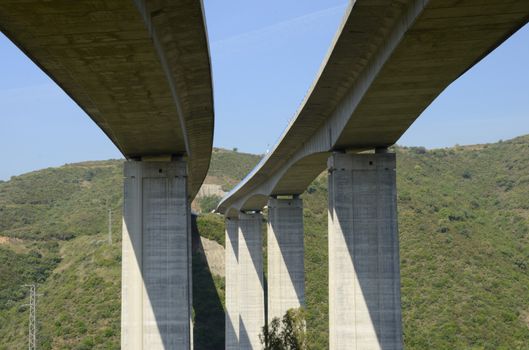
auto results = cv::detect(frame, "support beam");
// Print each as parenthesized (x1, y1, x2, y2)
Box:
(238, 212, 265, 350)
(121, 160, 192, 350)
(267, 197, 305, 321)
(328, 152, 402, 350)
(225, 218, 239, 350)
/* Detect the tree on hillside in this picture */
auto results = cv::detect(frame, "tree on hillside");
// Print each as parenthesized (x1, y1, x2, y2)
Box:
(260, 308, 308, 350)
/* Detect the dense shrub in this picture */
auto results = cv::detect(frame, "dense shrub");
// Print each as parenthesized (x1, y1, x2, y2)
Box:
(198, 195, 222, 213)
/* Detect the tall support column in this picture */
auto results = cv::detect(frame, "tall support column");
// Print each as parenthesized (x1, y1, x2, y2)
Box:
(328, 152, 402, 350)
(225, 217, 240, 349)
(121, 160, 192, 350)
(267, 197, 305, 321)
(238, 212, 264, 350)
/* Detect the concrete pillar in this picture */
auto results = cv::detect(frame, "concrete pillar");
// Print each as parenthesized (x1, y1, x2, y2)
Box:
(238, 212, 264, 350)
(121, 160, 192, 350)
(267, 197, 305, 321)
(225, 217, 239, 349)
(327, 152, 402, 350)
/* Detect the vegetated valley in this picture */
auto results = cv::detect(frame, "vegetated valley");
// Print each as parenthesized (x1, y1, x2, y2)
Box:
(0, 137, 528, 349)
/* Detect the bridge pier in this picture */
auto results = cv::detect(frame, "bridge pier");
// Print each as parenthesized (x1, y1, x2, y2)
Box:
(327, 152, 402, 350)
(267, 197, 305, 321)
(238, 212, 265, 350)
(121, 160, 192, 350)
(225, 217, 240, 349)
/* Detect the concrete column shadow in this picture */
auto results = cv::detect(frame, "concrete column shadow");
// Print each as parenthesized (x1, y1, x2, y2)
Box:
(191, 214, 225, 349)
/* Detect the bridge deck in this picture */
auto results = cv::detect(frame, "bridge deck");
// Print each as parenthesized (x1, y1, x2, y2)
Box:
(0, 0, 214, 198)
(218, 0, 529, 214)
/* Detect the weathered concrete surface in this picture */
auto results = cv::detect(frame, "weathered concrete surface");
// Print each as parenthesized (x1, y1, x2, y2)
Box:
(328, 153, 402, 350)
(225, 218, 239, 350)
(0, 0, 214, 198)
(218, 0, 529, 214)
(238, 213, 265, 350)
(267, 197, 305, 321)
(122, 160, 192, 349)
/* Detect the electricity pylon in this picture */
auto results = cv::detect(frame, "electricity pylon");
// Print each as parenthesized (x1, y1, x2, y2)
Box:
(23, 284, 37, 350)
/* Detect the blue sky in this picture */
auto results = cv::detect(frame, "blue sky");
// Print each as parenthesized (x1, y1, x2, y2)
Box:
(0, 1, 528, 180)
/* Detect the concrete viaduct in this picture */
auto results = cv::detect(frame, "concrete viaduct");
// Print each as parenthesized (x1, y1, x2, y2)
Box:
(0, 0, 213, 349)
(217, 1, 529, 349)
(1, 0, 528, 349)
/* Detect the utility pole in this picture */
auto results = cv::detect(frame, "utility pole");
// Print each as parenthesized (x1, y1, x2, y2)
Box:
(108, 205, 112, 245)
(23, 284, 37, 350)
(106, 198, 112, 245)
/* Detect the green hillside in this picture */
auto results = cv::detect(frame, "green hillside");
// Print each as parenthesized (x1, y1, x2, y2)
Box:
(0, 148, 255, 350)
(302, 136, 529, 349)
(207, 148, 263, 191)
(1, 140, 529, 349)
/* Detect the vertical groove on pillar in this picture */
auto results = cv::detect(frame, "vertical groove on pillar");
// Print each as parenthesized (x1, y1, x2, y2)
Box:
(328, 153, 402, 350)
(267, 197, 305, 321)
(238, 212, 264, 350)
(122, 160, 192, 350)
(225, 218, 240, 349)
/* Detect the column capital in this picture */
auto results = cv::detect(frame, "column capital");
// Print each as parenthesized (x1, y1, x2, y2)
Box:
(124, 158, 187, 177)
(239, 211, 263, 220)
(327, 152, 395, 172)
(268, 196, 303, 209)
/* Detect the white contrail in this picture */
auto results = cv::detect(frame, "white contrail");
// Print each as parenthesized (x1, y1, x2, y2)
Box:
(211, 4, 347, 55)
